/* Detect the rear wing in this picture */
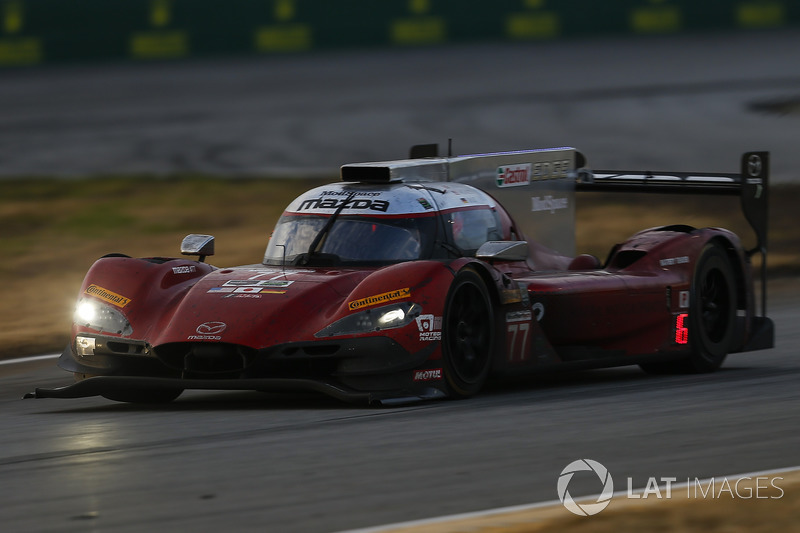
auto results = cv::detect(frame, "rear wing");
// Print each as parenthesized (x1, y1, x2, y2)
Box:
(577, 152, 770, 315)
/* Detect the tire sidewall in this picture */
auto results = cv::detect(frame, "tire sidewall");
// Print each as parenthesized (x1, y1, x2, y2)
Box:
(442, 268, 494, 398)
(688, 244, 736, 371)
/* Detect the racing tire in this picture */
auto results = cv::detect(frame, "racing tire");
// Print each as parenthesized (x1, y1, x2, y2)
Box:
(442, 269, 494, 398)
(686, 243, 737, 371)
(101, 388, 184, 404)
(641, 243, 736, 374)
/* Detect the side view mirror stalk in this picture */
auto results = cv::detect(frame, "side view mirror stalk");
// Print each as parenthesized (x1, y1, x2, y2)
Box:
(181, 234, 215, 263)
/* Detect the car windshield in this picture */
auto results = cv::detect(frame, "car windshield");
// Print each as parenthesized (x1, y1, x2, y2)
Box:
(264, 214, 437, 266)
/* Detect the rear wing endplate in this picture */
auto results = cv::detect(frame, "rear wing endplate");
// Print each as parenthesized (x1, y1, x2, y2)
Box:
(577, 152, 769, 315)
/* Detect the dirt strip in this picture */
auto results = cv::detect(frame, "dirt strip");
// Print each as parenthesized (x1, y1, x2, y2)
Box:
(361, 470, 800, 533)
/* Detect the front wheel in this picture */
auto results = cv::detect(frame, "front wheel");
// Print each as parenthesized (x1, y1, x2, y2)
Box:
(442, 269, 494, 398)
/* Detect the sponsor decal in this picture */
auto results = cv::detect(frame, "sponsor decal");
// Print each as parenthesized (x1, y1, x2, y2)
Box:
(84, 284, 131, 308)
(531, 195, 569, 214)
(679, 290, 690, 308)
(172, 265, 197, 274)
(532, 159, 572, 180)
(496, 160, 572, 188)
(413, 368, 442, 381)
(659, 256, 689, 267)
(417, 198, 433, 210)
(497, 164, 532, 188)
(321, 190, 382, 197)
(209, 287, 287, 295)
(416, 314, 442, 341)
(223, 280, 293, 288)
(348, 287, 411, 311)
(506, 310, 532, 323)
(188, 321, 226, 340)
(298, 197, 390, 212)
(747, 154, 762, 177)
(208, 279, 293, 294)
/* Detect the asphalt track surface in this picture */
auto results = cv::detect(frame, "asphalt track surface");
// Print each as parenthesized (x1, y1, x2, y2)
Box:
(0, 290, 796, 532)
(1, 29, 799, 181)
(1, 30, 799, 533)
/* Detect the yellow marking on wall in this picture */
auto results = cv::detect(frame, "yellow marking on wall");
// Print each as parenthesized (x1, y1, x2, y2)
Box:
(130, 31, 188, 59)
(274, 0, 295, 22)
(524, 0, 546, 8)
(0, 37, 41, 64)
(507, 12, 560, 40)
(391, 17, 446, 45)
(409, 0, 430, 15)
(3, 1, 23, 34)
(150, 0, 171, 28)
(255, 24, 312, 52)
(737, 2, 785, 28)
(631, 5, 682, 33)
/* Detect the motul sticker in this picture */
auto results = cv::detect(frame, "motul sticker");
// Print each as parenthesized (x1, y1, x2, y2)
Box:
(84, 284, 131, 308)
(496, 164, 531, 188)
(413, 368, 442, 381)
(348, 288, 410, 311)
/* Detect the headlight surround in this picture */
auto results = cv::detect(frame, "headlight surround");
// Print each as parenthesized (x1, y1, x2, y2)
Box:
(315, 302, 421, 338)
(73, 297, 133, 336)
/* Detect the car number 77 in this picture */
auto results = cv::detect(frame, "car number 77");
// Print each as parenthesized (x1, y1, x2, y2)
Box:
(506, 323, 530, 362)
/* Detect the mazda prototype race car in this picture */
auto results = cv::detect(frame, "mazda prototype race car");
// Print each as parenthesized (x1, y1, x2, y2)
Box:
(27, 146, 774, 404)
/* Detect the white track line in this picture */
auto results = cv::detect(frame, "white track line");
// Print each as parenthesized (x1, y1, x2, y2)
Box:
(0, 353, 59, 366)
(337, 465, 800, 533)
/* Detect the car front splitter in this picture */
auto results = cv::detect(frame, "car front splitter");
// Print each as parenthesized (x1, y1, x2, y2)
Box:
(24, 375, 445, 405)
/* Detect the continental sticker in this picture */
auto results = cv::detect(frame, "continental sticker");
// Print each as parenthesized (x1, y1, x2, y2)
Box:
(85, 284, 131, 308)
(348, 288, 410, 311)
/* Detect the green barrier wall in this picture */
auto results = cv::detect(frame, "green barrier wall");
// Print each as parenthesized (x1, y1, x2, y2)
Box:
(1, 0, 798, 67)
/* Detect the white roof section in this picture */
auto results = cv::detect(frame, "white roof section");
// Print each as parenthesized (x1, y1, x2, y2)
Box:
(282, 181, 498, 217)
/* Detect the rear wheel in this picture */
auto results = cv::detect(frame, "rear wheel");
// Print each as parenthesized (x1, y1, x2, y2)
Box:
(641, 242, 736, 374)
(442, 269, 494, 397)
(686, 243, 737, 372)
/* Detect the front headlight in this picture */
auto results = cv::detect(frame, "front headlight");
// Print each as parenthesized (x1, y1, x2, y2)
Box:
(73, 297, 133, 336)
(315, 302, 421, 338)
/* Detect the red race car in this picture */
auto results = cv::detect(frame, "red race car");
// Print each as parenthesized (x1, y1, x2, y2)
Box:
(28, 145, 774, 404)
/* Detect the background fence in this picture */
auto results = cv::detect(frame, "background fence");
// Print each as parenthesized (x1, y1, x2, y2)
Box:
(1, 0, 798, 67)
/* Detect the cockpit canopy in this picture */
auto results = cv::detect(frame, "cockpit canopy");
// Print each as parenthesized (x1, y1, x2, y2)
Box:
(263, 181, 509, 266)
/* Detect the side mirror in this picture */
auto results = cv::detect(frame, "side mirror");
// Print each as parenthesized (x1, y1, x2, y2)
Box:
(181, 234, 215, 262)
(475, 241, 528, 262)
